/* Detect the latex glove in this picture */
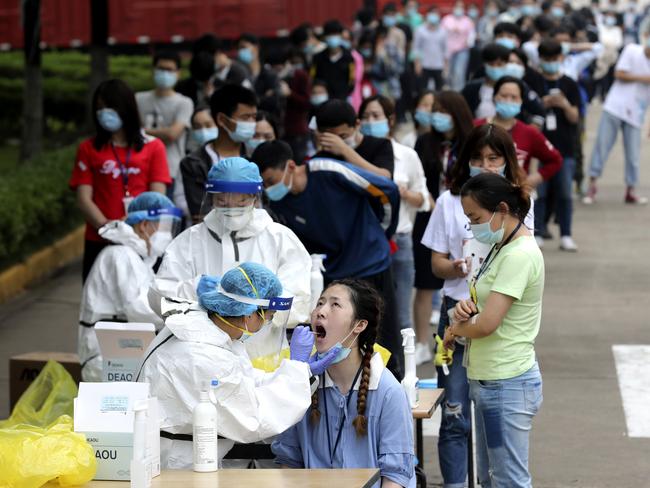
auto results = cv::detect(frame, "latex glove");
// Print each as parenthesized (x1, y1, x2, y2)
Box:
(289, 325, 315, 362)
(308, 346, 342, 376)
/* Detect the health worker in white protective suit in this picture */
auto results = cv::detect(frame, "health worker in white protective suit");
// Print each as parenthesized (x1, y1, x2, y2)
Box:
(135, 262, 341, 469)
(78, 192, 182, 381)
(148, 156, 312, 367)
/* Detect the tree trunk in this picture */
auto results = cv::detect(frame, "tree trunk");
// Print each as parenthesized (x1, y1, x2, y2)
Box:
(20, 0, 43, 162)
(87, 0, 109, 129)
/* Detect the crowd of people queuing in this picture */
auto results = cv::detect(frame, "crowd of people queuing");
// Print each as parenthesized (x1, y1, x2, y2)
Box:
(69, 0, 650, 486)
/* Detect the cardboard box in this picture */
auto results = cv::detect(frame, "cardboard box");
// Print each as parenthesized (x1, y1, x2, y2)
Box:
(9, 351, 82, 409)
(74, 382, 160, 481)
(95, 322, 156, 382)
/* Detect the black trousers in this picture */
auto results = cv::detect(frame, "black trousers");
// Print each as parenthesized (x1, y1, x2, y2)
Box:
(82, 239, 110, 283)
(325, 267, 404, 381)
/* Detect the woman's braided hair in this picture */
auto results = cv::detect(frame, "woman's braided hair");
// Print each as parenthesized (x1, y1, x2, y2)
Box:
(309, 279, 384, 436)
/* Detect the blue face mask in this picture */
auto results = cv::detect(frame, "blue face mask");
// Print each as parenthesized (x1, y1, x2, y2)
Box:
(360, 47, 373, 58)
(468, 8, 479, 19)
(315, 326, 358, 366)
(453, 7, 465, 16)
(245, 138, 265, 156)
(470, 211, 505, 244)
(469, 164, 506, 177)
(414, 109, 432, 126)
(238, 47, 254, 64)
(326, 35, 343, 49)
(495, 37, 517, 50)
(431, 111, 453, 133)
(551, 6, 564, 17)
(485, 64, 506, 81)
(265, 164, 293, 201)
(383, 15, 398, 27)
(360, 120, 390, 138)
(605, 16, 617, 26)
(495, 100, 522, 119)
(427, 12, 440, 24)
(540, 60, 561, 74)
(153, 69, 177, 89)
(521, 5, 538, 16)
(97, 108, 123, 132)
(192, 127, 219, 145)
(504, 62, 525, 79)
(340, 39, 351, 49)
(311, 93, 329, 106)
(226, 119, 256, 143)
(561, 42, 571, 55)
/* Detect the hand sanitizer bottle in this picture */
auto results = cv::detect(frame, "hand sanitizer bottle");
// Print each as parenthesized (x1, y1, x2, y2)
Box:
(401, 329, 419, 408)
(193, 380, 219, 472)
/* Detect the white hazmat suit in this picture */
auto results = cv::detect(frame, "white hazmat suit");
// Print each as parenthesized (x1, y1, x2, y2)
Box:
(135, 305, 312, 469)
(78, 221, 163, 381)
(149, 208, 312, 361)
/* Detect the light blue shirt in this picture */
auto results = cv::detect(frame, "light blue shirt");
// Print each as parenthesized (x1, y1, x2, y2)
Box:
(272, 354, 416, 488)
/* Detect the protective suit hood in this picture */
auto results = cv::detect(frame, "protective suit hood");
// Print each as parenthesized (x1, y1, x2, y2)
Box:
(99, 221, 149, 258)
(165, 307, 234, 350)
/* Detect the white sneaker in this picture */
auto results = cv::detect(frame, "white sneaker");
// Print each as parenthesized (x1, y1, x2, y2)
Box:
(560, 236, 578, 252)
(535, 235, 545, 248)
(430, 309, 441, 326)
(415, 343, 433, 366)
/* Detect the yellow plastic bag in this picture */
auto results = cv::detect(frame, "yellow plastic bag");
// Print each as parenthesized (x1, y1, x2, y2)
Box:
(251, 347, 291, 372)
(0, 361, 77, 429)
(0, 415, 96, 488)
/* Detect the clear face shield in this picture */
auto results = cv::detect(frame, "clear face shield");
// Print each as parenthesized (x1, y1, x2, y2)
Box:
(200, 180, 263, 233)
(129, 207, 183, 258)
(218, 287, 294, 372)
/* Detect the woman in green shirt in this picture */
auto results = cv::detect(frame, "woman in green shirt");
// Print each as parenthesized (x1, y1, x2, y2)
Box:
(444, 172, 544, 488)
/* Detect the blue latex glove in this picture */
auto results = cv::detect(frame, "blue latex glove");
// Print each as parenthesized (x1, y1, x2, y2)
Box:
(308, 346, 343, 376)
(290, 326, 315, 362)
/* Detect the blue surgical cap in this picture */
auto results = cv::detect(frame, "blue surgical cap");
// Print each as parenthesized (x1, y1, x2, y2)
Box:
(207, 157, 262, 184)
(125, 192, 178, 225)
(197, 262, 283, 317)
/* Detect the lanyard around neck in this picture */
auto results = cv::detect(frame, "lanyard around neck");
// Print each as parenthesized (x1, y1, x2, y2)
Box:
(322, 363, 364, 466)
(474, 221, 523, 285)
(111, 143, 132, 195)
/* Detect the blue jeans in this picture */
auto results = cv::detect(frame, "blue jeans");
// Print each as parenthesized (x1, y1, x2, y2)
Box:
(448, 49, 470, 91)
(392, 232, 415, 330)
(588, 110, 641, 187)
(436, 296, 470, 488)
(535, 157, 575, 237)
(469, 363, 543, 488)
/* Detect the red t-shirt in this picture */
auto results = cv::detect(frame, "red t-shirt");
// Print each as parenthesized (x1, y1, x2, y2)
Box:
(69, 136, 172, 241)
(474, 118, 562, 182)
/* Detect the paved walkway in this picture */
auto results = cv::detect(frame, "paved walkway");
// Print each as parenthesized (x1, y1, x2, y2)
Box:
(1, 104, 649, 486)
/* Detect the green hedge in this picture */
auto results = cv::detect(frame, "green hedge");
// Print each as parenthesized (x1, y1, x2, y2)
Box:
(0, 144, 82, 270)
(0, 51, 179, 140)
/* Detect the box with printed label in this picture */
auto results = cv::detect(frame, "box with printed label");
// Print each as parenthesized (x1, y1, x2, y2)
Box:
(95, 322, 156, 382)
(74, 382, 159, 481)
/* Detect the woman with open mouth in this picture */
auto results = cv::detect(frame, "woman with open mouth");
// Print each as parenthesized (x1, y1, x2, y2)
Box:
(272, 279, 416, 488)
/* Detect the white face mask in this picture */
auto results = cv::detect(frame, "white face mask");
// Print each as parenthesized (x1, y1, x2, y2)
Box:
(344, 133, 359, 148)
(149, 230, 173, 257)
(214, 205, 254, 232)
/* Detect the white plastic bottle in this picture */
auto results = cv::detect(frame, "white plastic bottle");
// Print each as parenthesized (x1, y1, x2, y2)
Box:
(131, 400, 151, 488)
(193, 380, 219, 472)
(401, 329, 419, 408)
(310, 254, 325, 311)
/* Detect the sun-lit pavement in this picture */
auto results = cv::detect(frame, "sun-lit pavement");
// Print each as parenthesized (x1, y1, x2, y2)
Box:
(1, 103, 649, 486)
